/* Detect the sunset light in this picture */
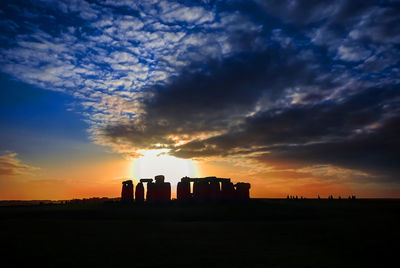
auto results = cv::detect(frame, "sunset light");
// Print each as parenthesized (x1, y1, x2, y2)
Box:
(131, 149, 199, 185)
(0, 0, 399, 199)
(1, 1, 399, 267)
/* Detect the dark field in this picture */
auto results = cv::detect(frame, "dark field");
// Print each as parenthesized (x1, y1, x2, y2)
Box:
(0, 199, 399, 268)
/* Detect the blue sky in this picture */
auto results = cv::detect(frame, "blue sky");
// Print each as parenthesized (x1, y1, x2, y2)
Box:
(0, 72, 120, 174)
(1, 0, 400, 198)
(0, 73, 88, 153)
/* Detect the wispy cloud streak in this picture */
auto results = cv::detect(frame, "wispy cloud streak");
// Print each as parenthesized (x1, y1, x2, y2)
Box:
(0, 152, 39, 176)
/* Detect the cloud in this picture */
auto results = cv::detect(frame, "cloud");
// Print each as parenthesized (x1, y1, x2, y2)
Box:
(168, 85, 399, 150)
(102, 45, 338, 147)
(337, 45, 371, 62)
(103, 80, 400, 181)
(0, 0, 399, 183)
(158, 1, 214, 24)
(0, 152, 40, 176)
(252, 113, 400, 176)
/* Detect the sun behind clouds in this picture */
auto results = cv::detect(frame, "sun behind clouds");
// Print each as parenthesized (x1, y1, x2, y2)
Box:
(131, 149, 199, 185)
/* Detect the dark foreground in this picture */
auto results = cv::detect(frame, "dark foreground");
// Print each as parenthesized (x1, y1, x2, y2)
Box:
(0, 199, 399, 268)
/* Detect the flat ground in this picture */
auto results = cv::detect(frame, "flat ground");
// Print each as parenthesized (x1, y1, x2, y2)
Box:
(0, 199, 399, 267)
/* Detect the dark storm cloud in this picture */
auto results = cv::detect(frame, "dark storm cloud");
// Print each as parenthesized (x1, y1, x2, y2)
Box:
(254, 0, 375, 25)
(255, 115, 400, 180)
(170, 86, 400, 179)
(101, 1, 400, 181)
(104, 45, 337, 148)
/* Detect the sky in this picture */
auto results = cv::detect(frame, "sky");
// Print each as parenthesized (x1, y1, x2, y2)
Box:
(0, 0, 399, 199)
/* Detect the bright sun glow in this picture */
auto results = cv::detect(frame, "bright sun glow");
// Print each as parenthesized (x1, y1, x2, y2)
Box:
(131, 149, 199, 185)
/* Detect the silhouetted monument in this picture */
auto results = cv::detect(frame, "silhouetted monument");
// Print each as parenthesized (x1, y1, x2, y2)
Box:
(135, 182, 144, 203)
(142, 175, 171, 202)
(121, 177, 171, 203)
(221, 179, 235, 200)
(177, 178, 191, 201)
(122, 175, 250, 203)
(121, 180, 134, 202)
(235, 182, 251, 200)
(177, 176, 250, 201)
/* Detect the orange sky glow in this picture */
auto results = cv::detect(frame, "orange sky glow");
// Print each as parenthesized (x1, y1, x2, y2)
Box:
(1, 149, 398, 200)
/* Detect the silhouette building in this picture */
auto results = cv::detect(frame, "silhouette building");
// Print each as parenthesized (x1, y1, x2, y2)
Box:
(177, 176, 250, 201)
(125, 175, 171, 203)
(135, 182, 144, 202)
(122, 175, 250, 202)
(235, 182, 251, 200)
(121, 180, 134, 202)
(146, 175, 171, 202)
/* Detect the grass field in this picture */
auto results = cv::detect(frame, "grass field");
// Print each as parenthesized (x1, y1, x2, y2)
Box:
(0, 199, 399, 267)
